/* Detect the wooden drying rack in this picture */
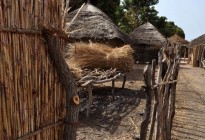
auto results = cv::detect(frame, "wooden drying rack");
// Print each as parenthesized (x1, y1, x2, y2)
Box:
(76, 68, 126, 117)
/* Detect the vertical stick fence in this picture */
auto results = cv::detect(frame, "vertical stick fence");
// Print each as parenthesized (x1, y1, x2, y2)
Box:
(0, 0, 79, 140)
(140, 45, 180, 140)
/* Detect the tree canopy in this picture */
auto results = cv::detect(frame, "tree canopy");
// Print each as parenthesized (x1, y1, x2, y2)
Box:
(69, 0, 185, 38)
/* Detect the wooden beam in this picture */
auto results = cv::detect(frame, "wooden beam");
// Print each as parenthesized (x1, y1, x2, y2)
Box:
(148, 59, 157, 140)
(17, 121, 63, 140)
(42, 30, 79, 140)
(43, 25, 74, 42)
(122, 75, 126, 89)
(0, 27, 41, 35)
(140, 65, 152, 140)
(112, 80, 115, 99)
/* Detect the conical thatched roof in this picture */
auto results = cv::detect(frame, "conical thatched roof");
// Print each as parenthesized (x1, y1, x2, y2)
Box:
(129, 22, 167, 46)
(191, 34, 205, 46)
(66, 3, 128, 43)
(168, 34, 189, 45)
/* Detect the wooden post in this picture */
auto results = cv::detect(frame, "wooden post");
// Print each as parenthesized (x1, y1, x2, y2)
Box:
(42, 28, 79, 140)
(156, 50, 163, 139)
(166, 60, 179, 139)
(148, 59, 157, 140)
(162, 83, 170, 139)
(112, 80, 115, 99)
(140, 65, 152, 140)
(86, 85, 93, 117)
(122, 74, 126, 89)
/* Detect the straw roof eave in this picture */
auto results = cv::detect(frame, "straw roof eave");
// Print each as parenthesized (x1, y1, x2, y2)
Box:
(191, 34, 205, 47)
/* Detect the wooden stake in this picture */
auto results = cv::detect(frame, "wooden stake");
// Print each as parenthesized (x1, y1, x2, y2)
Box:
(148, 59, 157, 140)
(42, 33, 79, 140)
(140, 65, 152, 140)
(122, 74, 126, 89)
(112, 80, 115, 99)
(86, 85, 93, 117)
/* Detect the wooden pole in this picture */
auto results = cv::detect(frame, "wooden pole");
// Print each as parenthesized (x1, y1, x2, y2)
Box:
(140, 65, 152, 140)
(166, 59, 179, 139)
(122, 75, 126, 89)
(42, 29, 79, 140)
(86, 85, 93, 117)
(112, 80, 115, 99)
(148, 59, 157, 140)
(156, 50, 163, 139)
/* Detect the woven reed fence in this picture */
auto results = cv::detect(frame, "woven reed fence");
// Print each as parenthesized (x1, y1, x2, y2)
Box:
(191, 44, 205, 67)
(0, 0, 79, 140)
(139, 45, 180, 140)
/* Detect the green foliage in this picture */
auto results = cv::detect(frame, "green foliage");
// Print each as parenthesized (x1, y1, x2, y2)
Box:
(117, 0, 185, 38)
(116, 0, 159, 32)
(157, 21, 185, 38)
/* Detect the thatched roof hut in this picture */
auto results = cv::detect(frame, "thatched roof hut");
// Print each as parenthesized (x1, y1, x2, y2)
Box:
(168, 34, 189, 46)
(129, 22, 167, 63)
(168, 34, 190, 57)
(130, 22, 167, 46)
(190, 34, 205, 67)
(66, 3, 128, 46)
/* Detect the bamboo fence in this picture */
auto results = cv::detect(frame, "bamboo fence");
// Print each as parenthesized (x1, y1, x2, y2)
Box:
(191, 44, 205, 67)
(140, 45, 180, 140)
(0, 0, 77, 139)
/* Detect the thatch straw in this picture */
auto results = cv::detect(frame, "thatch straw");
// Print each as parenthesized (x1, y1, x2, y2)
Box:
(66, 3, 128, 44)
(129, 22, 167, 46)
(168, 34, 189, 45)
(66, 42, 134, 76)
(191, 34, 205, 46)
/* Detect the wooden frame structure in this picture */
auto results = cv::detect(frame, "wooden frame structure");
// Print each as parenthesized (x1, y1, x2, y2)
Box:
(76, 68, 126, 117)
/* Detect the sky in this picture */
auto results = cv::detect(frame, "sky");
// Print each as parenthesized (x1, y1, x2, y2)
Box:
(155, 0, 205, 41)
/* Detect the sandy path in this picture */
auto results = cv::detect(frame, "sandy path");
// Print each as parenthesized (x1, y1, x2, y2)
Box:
(172, 62, 205, 140)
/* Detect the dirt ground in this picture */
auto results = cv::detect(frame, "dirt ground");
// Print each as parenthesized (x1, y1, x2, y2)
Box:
(172, 61, 205, 140)
(76, 64, 147, 140)
(76, 61, 205, 140)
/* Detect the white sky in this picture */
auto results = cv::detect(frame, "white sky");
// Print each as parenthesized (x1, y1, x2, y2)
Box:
(155, 0, 205, 41)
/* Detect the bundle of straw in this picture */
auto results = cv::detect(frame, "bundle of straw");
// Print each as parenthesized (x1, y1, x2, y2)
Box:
(66, 42, 134, 76)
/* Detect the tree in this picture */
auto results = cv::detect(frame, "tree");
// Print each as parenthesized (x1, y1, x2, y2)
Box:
(117, 0, 185, 38)
(116, 0, 159, 32)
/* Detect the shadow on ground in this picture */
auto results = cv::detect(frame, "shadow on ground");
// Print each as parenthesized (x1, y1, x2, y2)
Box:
(78, 86, 145, 135)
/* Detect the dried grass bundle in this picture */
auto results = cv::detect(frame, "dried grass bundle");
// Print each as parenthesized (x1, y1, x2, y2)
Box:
(66, 42, 134, 77)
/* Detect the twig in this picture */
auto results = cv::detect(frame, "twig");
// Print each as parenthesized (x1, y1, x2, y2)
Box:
(129, 117, 138, 132)
(64, 3, 85, 31)
(80, 73, 123, 87)
(77, 68, 122, 86)
(152, 80, 177, 88)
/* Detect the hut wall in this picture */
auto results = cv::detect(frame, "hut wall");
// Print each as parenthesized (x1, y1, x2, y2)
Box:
(0, 1, 67, 139)
(132, 45, 160, 63)
(191, 45, 205, 67)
